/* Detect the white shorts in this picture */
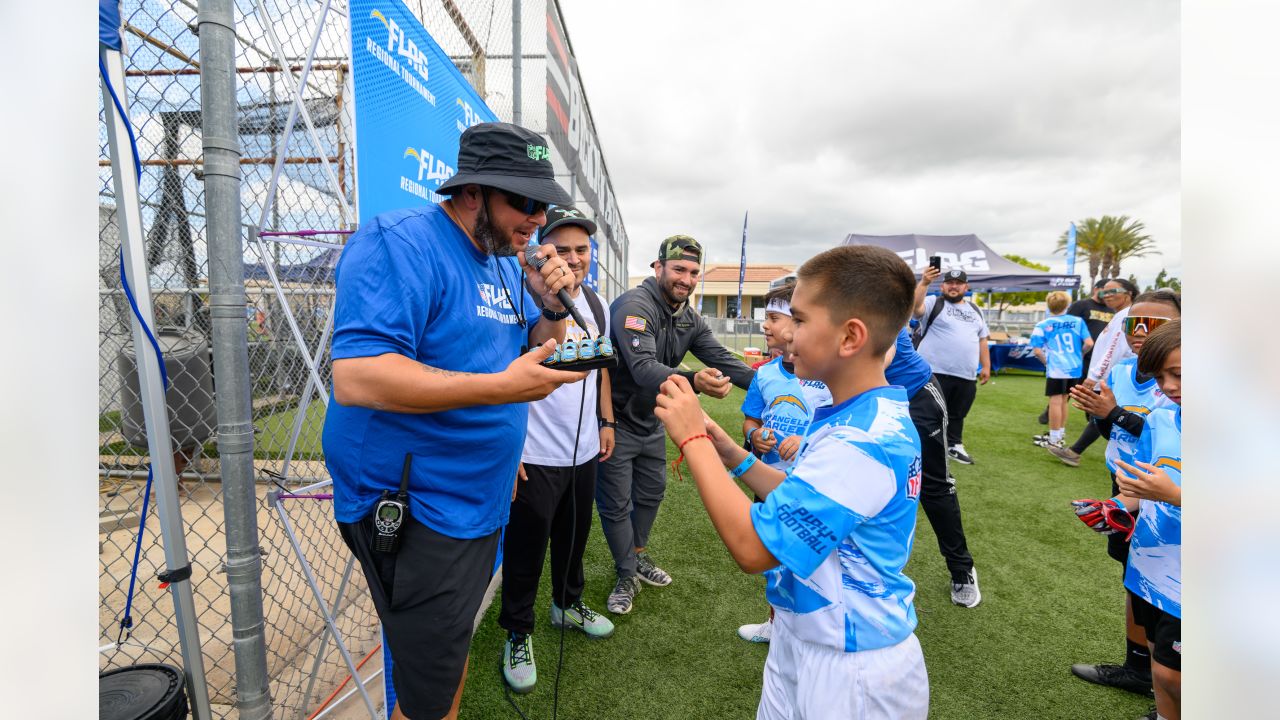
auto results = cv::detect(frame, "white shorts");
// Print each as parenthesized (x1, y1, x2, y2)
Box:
(757, 627, 928, 720)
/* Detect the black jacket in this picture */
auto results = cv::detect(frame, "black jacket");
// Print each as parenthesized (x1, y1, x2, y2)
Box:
(608, 277, 754, 434)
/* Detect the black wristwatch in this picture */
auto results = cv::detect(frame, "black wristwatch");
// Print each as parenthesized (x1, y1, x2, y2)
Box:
(599, 419, 618, 429)
(541, 306, 571, 321)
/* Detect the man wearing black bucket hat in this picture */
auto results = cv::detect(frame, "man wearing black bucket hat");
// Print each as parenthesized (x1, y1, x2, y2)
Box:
(597, 234, 755, 615)
(323, 122, 585, 720)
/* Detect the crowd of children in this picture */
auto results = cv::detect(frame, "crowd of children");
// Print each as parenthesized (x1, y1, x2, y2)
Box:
(1022, 284, 1183, 720)
(650, 256, 1182, 719)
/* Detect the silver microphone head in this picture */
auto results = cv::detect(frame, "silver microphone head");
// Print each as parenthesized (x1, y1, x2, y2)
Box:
(525, 241, 546, 269)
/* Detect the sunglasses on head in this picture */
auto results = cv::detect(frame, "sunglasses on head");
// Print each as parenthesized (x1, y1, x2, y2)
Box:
(497, 189, 548, 216)
(1098, 288, 1130, 298)
(1122, 315, 1171, 335)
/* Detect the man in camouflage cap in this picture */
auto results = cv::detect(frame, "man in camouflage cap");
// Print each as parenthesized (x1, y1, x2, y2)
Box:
(597, 234, 755, 614)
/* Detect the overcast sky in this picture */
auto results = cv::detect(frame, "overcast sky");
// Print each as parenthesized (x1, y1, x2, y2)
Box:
(556, 0, 1180, 285)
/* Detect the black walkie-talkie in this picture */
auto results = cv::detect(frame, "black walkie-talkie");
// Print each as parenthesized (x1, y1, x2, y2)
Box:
(372, 454, 412, 554)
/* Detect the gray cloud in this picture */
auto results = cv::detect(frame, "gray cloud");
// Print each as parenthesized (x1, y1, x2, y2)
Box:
(558, 0, 1180, 284)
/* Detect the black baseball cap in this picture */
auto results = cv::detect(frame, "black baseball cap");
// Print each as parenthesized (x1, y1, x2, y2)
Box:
(541, 205, 597, 237)
(943, 269, 968, 283)
(437, 122, 572, 205)
(652, 234, 703, 267)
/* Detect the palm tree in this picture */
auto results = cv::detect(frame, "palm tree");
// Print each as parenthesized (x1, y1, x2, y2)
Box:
(1056, 215, 1159, 286)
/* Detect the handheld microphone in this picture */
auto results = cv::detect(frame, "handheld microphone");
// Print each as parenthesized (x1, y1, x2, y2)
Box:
(525, 241, 591, 335)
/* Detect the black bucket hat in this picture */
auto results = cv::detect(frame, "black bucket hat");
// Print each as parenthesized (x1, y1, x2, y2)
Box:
(542, 205, 597, 237)
(437, 122, 572, 205)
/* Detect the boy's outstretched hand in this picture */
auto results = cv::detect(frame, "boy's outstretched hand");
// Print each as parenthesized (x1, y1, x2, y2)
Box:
(654, 374, 706, 445)
(1070, 379, 1116, 416)
(1115, 459, 1181, 506)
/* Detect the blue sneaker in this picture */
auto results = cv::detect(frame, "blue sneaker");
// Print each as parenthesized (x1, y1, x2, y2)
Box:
(550, 600, 615, 638)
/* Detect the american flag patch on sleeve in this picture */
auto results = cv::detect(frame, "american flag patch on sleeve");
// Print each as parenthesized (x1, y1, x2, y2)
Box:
(623, 315, 647, 332)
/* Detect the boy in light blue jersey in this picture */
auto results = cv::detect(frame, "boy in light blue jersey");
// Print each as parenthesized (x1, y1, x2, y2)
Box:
(1065, 291, 1180, 700)
(655, 245, 927, 719)
(737, 282, 832, 643)
(1030, 291, 1093, 448)
(1074, 319, 1181, 720)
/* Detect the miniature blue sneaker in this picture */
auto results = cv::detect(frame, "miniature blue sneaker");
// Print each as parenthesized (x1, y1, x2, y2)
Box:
(598, 337, 614, 357)
(578, 338, 596, 360)
(560, 339, 578, 362)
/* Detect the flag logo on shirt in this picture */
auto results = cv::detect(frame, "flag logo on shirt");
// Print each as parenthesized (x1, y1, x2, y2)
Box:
(623, 315, 647, 332)
(906, 456, 922, 499)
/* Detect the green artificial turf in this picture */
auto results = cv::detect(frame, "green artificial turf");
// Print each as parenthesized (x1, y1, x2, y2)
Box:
(460, 369, 1153, 719)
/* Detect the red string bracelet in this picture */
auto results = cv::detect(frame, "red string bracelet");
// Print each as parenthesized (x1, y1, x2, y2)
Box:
(671, 433, 712, 482)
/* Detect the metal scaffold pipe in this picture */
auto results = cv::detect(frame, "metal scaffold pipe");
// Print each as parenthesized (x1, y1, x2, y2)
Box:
(197, 0, 275, 718)
(512, 0, 523, 124)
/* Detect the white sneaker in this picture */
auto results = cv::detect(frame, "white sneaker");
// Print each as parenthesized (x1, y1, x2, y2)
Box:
(737, 617, 772, 643)
(950, 568, 982, 608)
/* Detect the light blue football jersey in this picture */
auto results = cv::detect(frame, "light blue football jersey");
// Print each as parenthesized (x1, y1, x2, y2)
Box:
(1103, 357, 1175, 473)
(750, 386, 922, 653)
(1029, 314, 1090, 379)
(741, 356, 832, 469)
(1124, 406, 1182, 618)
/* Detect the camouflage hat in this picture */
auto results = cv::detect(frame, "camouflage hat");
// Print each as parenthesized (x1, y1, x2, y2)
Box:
(655, 234, 703, 264)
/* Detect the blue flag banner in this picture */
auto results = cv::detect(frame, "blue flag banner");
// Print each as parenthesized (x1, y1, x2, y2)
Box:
(1065, 221, 1078, 277)
(348, 0, 497, 222)
(586, 238, 600, 292)
(736, 211, 748, 318)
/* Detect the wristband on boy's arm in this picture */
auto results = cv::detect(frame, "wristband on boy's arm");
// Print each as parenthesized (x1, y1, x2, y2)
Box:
(729, 454, 758, 478)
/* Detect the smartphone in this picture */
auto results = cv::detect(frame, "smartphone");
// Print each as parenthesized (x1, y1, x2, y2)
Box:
(928, 256, 942, 271)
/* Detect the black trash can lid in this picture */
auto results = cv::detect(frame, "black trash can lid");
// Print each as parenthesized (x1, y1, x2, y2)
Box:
(100, 664, 187, 720)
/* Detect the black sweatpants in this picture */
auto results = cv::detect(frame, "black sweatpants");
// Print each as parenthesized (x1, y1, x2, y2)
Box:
(910, 376, 976, 583)
(935, 373, 978, 447)
(499, 458, 597, 635)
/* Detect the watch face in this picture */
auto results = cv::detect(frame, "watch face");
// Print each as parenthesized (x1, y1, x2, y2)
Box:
(378, 504, 401, 521)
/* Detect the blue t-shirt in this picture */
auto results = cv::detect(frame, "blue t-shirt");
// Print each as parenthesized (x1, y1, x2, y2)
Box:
(750, 385, 922, 653)
(1029, 314, 1090, 379)
(740, 356, 831, 469)
(321, 204, 540, 539)
(884, 327, 932, 398)
(1103, 357, 1175, 473)
(1124, 406, 1182, 618)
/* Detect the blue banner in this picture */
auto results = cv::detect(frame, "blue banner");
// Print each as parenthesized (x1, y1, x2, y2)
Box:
(348, 0, 497, 222)
(736, 211, 748, 318)
(586, 237, 600, 292)
(1065, 221, 1078, 277)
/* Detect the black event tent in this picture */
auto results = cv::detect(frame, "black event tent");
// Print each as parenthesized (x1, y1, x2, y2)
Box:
(841, 233, 1080, 292)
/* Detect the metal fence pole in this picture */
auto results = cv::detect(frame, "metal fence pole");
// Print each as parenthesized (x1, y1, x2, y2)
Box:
(101, 42, 214, 720)
(198, 1, 274, 718)
(512, 0, 522, 124)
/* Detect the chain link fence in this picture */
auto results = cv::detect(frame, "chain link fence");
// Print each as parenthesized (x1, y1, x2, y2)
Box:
(98, 1, 573, 717)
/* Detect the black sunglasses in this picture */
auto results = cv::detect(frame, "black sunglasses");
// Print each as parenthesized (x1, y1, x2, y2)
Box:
(497, 189, 548, 216)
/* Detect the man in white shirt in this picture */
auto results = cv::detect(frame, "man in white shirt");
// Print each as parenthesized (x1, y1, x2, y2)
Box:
(499, 206, 617, 693)
(913, 270, 991, 465)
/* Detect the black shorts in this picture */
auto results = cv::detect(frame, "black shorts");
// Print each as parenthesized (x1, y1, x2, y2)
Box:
(338, 512, 499, 719)
(1129, 590, 1181, 671)
(1044, 376, 1083, 396)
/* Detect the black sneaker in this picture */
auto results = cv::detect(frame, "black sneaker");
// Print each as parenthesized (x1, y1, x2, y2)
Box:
(1070, 663, 1154, 697)
(948, 444, 974, 465)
